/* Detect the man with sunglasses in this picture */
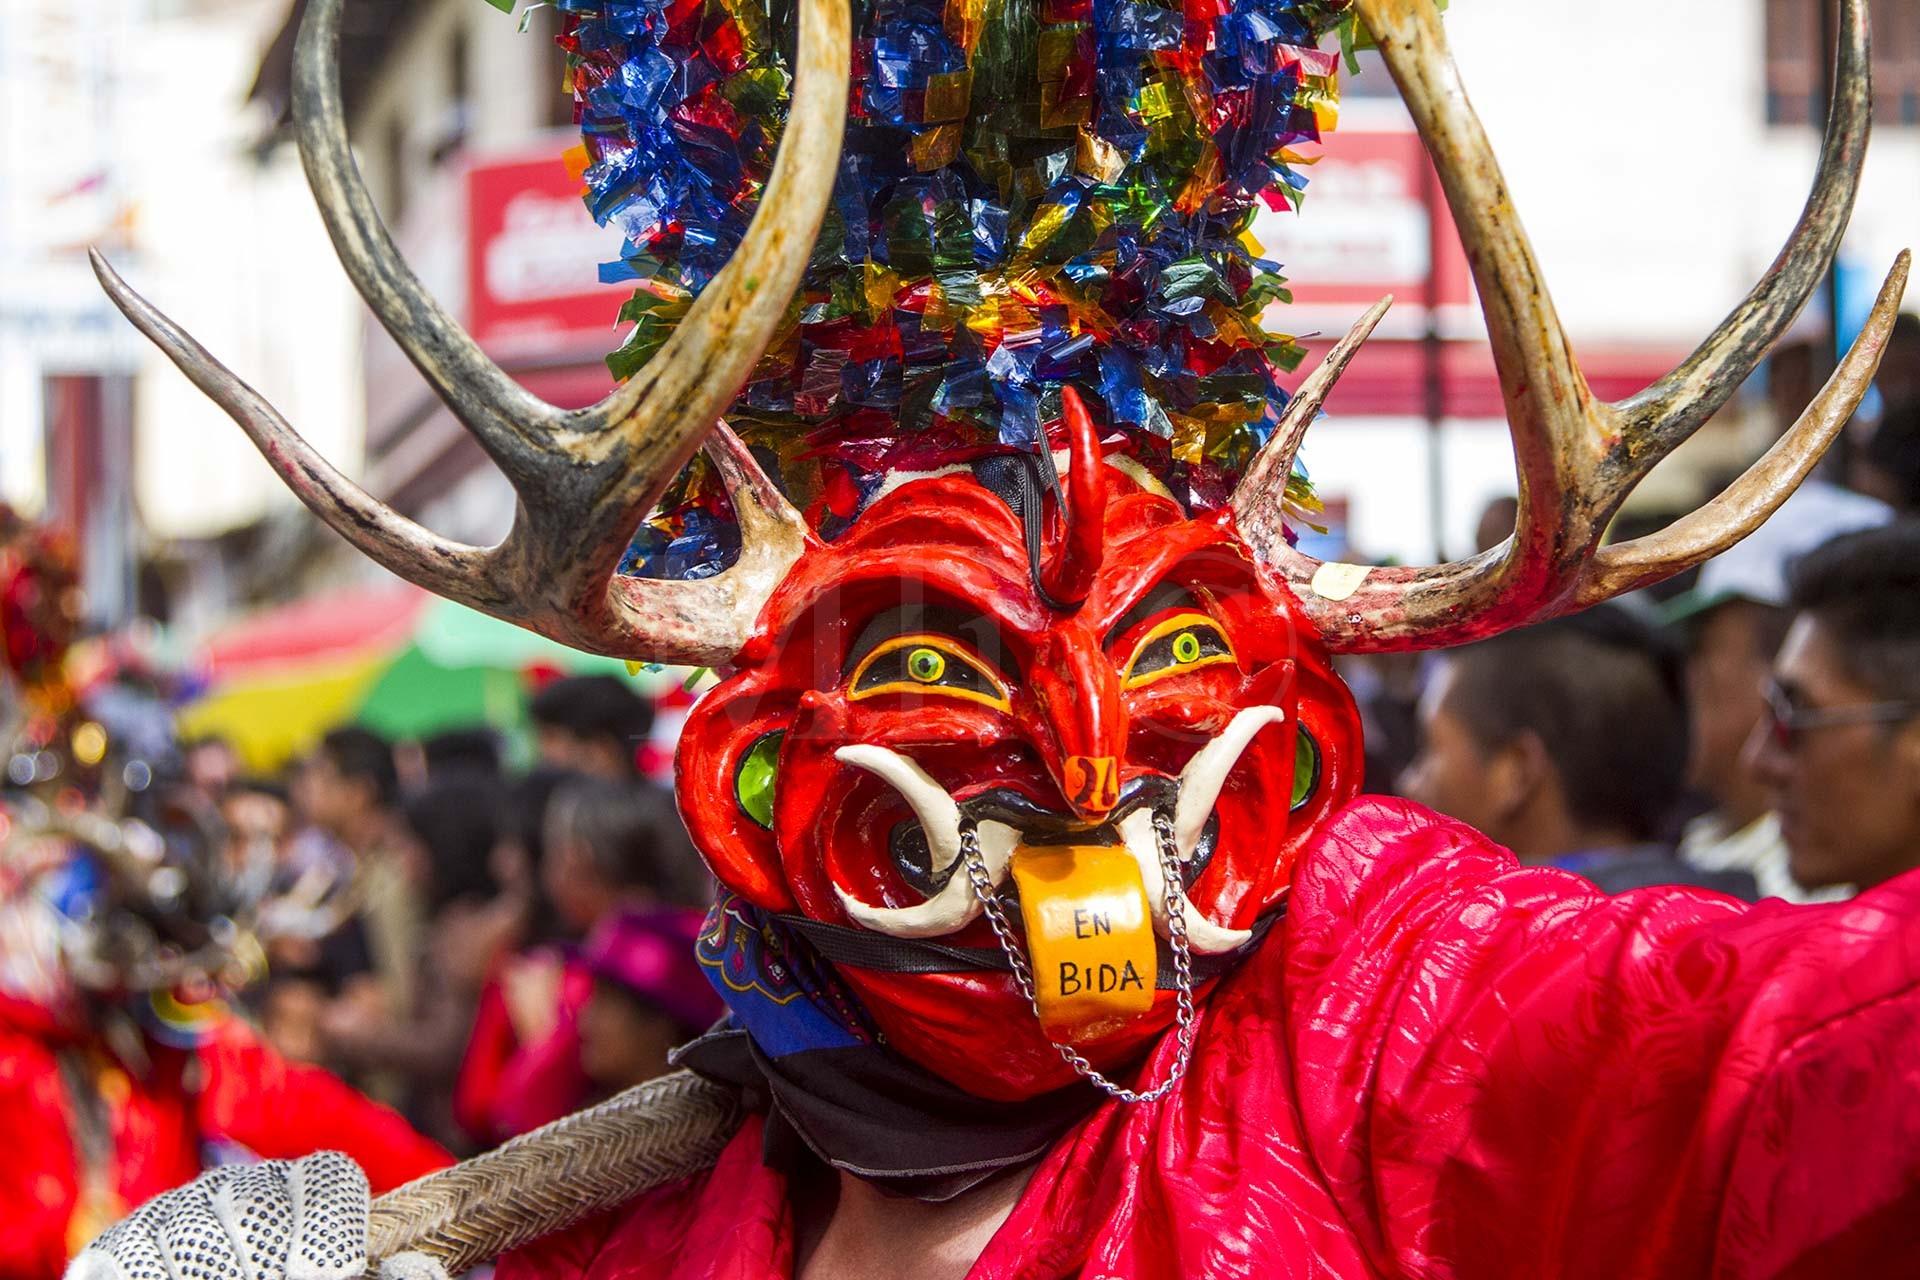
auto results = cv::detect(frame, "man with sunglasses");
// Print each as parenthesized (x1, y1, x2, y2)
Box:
(1749, 521, 1920, 891)
(1664, 480, 1889, 900)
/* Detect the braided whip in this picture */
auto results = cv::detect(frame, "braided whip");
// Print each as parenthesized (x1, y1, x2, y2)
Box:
(364, 1070, 743, 1274)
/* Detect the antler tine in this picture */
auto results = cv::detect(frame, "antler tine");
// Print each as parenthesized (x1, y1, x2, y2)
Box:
(1354, 0, 1597, 585)
(100, 0, 849, 667)
(293, 0, 561, 489)
(605, 425, 816, 668)
(1243, 0, 1898, 654)
(89, 249, 493, 603)
(296, 0, 845, 653)
(1617, 0, 1871, 450)
(294, 0, 849, 523)
(1232, 295, 1391, 553)
(1581, 251, 1910, 605)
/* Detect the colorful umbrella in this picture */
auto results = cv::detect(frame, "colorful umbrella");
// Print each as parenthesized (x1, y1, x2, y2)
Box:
(178, 586, 675, 772)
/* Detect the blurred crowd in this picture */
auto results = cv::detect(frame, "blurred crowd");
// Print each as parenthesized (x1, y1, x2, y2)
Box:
(180, 673, 722, 1158)
(1355, 327, 1920, 905)
(5, 327, 1920, 1275)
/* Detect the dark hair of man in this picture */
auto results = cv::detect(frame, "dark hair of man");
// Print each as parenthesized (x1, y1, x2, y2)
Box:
(421, 727, 503, 778)
(1442, 605, 1689, 842)
(529, 676, 655, 753)
(1685, 596, 1793, 664)
(403, 775, 504, 916)
(1889, 310, 1920, 349)
(1786, 519, 1920, 704)
(508, 766, 582, 941)
(548, 778, 711, 907)
(318, 727, 399, 809)
(1863, 396, 1920, 511)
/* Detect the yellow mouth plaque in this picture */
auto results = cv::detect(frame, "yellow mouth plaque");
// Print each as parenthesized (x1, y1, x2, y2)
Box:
(1009, 842, 1158, 1044)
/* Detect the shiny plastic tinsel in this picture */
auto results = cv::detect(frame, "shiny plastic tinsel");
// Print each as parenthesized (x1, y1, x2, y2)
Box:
(554, 0, 1347, 573)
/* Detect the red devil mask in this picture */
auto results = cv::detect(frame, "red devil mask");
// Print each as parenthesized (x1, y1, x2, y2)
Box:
(677, 391, 1361, 1098)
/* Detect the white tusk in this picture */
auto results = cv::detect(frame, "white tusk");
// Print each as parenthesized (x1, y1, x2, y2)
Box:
(833, 821, 1017, 938)
(1172, 705, 1289, 862)
(836, 745, 965, 876)
(1118, 809, 1252, 955)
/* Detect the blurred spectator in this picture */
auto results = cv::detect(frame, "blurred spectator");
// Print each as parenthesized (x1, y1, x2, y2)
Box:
(1855, 393, 1920, 513)
(293, 728, 422, 1102)
(577, 909, 721, 1094)
(1664, 483, 1889, 900)
(1767, 338, 1821, 439)
(422, 727, 505, 780)
(530, 675, 654, 779)
(181, 734, 237, 810)
(455, 776, 710, 1143)
(454, 768, 585, 1144)
(1747, 521, 1920, 891)
(1401, 606, 1757, 897)
(1472, 494, 1518, 554)
(221, 772, 374, 1066)
(319, 772, 516, 1152)
(1338, 653, 1424, 794)
(493, 767, 576, 943)
(544, 777, 712, 925)
(220, 775, 287, 890)
(1870, 312, 1920, 420)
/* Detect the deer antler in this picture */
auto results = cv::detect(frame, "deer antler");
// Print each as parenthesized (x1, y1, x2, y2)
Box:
(91, 0, 845, 666)
(1233, 0, 1908, 653)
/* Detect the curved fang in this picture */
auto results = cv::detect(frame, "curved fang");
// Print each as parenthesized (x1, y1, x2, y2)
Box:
(836, 746, 964, 875)
(1117, 810, 1252, 956)
(833, 821, 1018, 939)
(832, 747, 1016, 939)
(1172, 706, 1290, 861)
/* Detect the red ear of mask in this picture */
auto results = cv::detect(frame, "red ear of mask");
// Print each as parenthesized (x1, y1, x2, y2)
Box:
(676, 671, 798, 914)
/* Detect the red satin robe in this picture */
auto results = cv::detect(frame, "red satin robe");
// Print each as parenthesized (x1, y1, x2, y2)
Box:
(0, 998, 451, 1280)
(497, 799, 1920, 1279)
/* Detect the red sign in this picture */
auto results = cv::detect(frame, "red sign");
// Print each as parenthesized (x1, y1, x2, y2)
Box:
(465, 149, 634, 353)
(1252, 127, 1473, 312)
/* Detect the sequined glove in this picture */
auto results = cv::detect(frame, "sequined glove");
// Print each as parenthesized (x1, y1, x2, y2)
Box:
(65, 1152, 447, 1280)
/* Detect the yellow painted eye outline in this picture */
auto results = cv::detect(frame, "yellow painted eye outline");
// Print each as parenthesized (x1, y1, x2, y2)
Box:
(848, 634, 1012, 710)
(1122, 612, 1237, 689)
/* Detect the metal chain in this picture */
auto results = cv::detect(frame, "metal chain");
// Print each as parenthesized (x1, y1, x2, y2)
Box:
(960, 814, 1197, 1104)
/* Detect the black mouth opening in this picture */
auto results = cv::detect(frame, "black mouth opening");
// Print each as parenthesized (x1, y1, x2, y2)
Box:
(886, 778, 1219, 902)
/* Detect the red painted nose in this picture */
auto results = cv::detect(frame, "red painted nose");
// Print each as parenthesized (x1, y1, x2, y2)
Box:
(1030, 630, 1128, 823)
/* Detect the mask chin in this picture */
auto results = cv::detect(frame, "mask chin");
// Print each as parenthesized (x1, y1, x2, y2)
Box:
(838, 966, 1185, 1102)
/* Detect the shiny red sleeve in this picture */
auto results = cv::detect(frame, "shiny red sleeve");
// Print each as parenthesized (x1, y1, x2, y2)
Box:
(1283, 798, 1920, 1279)
(195, 1020, 454, 1193)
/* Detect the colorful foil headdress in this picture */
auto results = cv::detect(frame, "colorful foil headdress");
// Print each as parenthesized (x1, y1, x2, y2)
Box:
(557, 0, 1348, 571)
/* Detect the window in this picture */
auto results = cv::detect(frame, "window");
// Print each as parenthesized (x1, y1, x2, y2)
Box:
(432, 26, 472, 165)
(1768, 0, 1920, 126)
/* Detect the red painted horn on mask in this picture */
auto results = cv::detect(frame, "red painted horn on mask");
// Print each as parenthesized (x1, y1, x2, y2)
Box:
(1040, 387, 1107, 610)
